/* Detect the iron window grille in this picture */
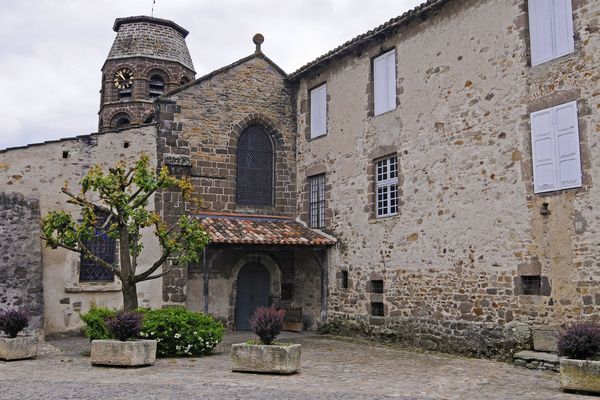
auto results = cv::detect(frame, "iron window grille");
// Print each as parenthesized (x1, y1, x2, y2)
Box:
(521, 276, 542, 296)
(309, 174, 326, 228)
(376, 156, 399, 217)
(236, 125, 274, 206)
(79, 213, 116, 282)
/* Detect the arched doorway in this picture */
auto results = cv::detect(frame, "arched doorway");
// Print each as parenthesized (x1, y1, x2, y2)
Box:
(235, 262, 270, 330)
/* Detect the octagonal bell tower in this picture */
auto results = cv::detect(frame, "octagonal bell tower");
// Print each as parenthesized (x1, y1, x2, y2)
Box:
(99, 16, 196, 131)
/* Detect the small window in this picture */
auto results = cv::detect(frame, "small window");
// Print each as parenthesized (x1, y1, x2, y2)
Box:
(310, 84, 327, 138)
(373, 49, 396, 115)
(309, 174, 326, 228)
(180, 76, 190, 85)
(340, 270, 349, 289)
(62, 151, 69, 159)
(143, 114, 155, 124)
(521, 276, 542, 296)
(370, 279, 384, 294)
(371, 302, 384, 317)
(376, 156, 399, 217)
(79, 212, 116, 282)
(528, 0, 574, 66)
(149, 74, 165, 99)
(531, 101, 581, 193)
(113, 116, 131, 129)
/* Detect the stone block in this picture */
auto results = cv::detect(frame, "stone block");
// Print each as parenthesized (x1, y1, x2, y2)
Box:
(0, 335, 38, 360)
(90, 339, 157, 367)
(560, 359, 600, 394)
(231, 343, 301, 374)
(532, 327, 558, 352)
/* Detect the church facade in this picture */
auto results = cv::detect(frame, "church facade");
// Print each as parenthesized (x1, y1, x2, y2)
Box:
(1, 0, 600, 357)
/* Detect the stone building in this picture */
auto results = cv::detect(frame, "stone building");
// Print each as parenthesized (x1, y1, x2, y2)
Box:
(1, 0, 599, 357)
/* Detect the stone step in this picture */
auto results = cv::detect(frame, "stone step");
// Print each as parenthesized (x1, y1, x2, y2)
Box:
(513, 350, 559, 372)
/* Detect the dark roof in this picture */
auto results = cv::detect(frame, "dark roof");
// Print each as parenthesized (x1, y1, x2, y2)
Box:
(113, 16, 189, 37)
(288, 0, 451, 80)
(163, 51, 287, 98)
(198, 212, 336, 247)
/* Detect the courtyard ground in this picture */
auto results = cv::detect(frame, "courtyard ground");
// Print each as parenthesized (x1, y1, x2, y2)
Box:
(0, 331, 590, 399)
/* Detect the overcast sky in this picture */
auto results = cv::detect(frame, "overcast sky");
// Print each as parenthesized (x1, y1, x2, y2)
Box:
(0, 0, 423, 149)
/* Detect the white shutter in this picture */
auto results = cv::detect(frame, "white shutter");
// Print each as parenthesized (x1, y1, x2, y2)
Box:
(531, 109, 556, 193)
(374, 50, 396, 116)
(531, 101, 581, 193)
(529, 0, 555, 66)
(310, 84, 327, 138)
(552, 0, 575, 58)
(554, 101, 581, 189)
(386, 50, 396, 112)
(373, 55, 388, 116)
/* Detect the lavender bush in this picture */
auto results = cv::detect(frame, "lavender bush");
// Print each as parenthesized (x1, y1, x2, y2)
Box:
(105, 311, 143, 341)
(557, 322, 600, 360)
(0, 308, 30, 338)
(250, 305, 286, 345)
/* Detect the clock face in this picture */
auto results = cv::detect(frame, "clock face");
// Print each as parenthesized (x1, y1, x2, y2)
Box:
(113, 68, 133, 90)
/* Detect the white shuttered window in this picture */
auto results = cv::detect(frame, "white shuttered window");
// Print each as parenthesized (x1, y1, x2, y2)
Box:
(528, 0, 574, 66)
(310, 84, 327, 138)
(531, 101, 582, 194)
(373, 50, 397, 116)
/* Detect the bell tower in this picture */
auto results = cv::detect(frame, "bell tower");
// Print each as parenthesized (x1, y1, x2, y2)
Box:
(99, 16, 195, 131)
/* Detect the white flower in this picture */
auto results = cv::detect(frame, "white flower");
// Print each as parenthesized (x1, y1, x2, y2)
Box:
(174, 333, 181, 339)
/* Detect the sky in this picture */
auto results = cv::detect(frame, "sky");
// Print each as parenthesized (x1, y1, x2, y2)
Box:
(0, 0, 424, 149)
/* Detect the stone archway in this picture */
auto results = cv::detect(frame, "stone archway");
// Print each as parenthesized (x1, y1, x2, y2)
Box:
(229, 253, 281, 330)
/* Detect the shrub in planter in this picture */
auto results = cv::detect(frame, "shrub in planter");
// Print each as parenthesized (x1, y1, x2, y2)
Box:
(0, 308, 37, 361)
(138, 308, 225, 357)
(558, 322, 600, 394)
(80, 305, 116, 340)
(557, 322, 600, 360)
(0, 308, 30, 338)
(250, 305, 286, 345)
(106, 311, 143, 341)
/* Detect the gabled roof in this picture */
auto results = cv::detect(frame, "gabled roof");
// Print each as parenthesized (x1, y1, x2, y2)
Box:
(288, 0, 451, 81)
(163, 52, 287, 98)
(198, 212, 336, 247)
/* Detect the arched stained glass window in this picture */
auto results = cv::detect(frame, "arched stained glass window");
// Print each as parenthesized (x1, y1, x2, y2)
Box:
(236, 125, 274, 206)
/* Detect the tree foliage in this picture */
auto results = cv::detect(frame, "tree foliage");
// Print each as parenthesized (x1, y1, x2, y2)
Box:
(41, 154, 209, 310)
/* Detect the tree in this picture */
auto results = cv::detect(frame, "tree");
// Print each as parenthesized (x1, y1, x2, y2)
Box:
(41, 154, 209, 311)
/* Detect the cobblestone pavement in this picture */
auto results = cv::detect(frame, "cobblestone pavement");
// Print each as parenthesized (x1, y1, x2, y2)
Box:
(0, 332, 588, 399)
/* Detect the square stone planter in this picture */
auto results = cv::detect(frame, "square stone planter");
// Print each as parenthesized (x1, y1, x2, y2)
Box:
(91, 339, 157, 367)
(0, 335, 38, 360)
(231, 343, 301, 374)
(560, 358, 600, 394)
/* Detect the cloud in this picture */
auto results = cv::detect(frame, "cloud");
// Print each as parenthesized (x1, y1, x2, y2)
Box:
(0, 0, 423, 149)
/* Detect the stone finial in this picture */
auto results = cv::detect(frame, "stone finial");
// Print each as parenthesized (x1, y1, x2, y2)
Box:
(253, 33, 264, 53)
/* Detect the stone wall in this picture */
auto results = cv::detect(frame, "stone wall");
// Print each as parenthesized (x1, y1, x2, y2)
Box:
(0, 193, 43, 332)
(295, 0, 600, 355)
(0, 126, 162, 334)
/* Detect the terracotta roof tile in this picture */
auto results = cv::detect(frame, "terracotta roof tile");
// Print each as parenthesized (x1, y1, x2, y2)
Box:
(198, 213, 336, 247)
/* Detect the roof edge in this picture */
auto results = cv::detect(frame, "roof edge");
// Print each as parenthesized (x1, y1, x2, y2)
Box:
(113, 16, 189, 38)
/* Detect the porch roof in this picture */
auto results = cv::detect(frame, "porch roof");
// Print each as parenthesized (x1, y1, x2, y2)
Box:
(197, 212, 336, 247)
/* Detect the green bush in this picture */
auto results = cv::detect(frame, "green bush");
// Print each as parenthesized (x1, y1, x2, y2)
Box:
(80, 305, 117, 340)
(138, 307, 225, 357)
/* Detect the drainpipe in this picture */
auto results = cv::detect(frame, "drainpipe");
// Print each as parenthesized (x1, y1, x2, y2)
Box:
(317, 249, 329, 322)
(203, 247, 209, 314)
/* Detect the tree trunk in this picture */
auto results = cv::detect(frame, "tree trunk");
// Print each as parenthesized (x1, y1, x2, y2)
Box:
(122, 280, 139, 311)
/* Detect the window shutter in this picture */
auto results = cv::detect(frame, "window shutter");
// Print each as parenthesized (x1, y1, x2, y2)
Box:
(529, 0, 555, 66)
(373, 55, 387, 115)
(554, 101, 581, 189)
(310, 84, 327, 138)
(531, 109, 557, 193)
(552, 0, 575, 58)
(386, 50, 396, 111)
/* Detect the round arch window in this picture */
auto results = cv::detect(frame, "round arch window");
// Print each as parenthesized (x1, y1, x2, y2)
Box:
(111, 113, 131, 129)
(149, 73, 165, 99)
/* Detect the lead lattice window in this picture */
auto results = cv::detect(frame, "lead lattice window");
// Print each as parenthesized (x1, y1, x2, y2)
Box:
(376, 156, 399, 218)
(309, 174, 325, 228)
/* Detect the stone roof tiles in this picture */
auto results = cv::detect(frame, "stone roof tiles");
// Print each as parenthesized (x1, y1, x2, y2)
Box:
(198, 213, 336, 247)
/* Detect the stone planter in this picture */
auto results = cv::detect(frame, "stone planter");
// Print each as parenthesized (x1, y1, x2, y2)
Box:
(231, 342, 301, 374)
(0, 335, 38, 360)
(560, 358, 600, 394)
(90, 339, 157, 367)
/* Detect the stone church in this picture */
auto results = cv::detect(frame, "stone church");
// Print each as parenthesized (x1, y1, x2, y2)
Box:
(1, 0, 599, 357)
